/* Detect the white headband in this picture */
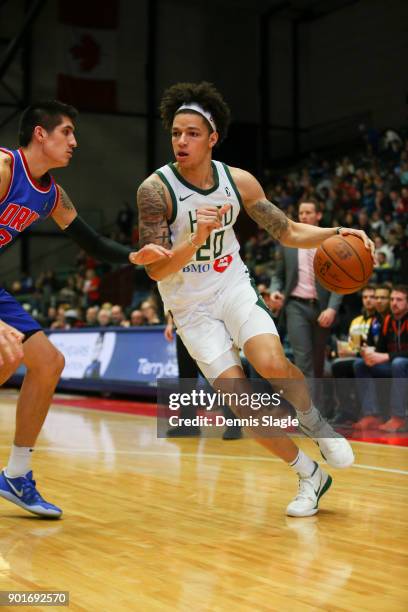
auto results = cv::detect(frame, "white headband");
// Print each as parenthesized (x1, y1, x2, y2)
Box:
(176, 102, 217, 132)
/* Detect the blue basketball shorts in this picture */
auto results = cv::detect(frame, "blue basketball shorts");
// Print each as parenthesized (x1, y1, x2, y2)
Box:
(0, 288, 42, 340)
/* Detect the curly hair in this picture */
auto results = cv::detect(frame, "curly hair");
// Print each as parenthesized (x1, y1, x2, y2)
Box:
(159, 81, 231, 143)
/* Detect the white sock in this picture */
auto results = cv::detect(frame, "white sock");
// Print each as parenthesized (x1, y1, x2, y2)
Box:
(296, 403, 323, 433)
(5, 445, 34, 478)
(289, 449, 316, 478)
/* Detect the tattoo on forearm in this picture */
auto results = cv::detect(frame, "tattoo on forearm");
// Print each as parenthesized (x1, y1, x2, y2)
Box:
(137, 180, 171, 249)
(248, 199, 289, 241)
(59, 186, 75, 211)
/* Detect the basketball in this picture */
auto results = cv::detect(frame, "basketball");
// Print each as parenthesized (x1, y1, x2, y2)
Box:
(313, 234, 373, 294)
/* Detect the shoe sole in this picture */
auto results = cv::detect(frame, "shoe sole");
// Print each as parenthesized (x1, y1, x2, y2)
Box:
(286, 473, 333, 518)
(0, 489, 62, 518)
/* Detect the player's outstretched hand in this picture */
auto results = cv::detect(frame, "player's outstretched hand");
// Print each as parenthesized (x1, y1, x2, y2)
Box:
(0, 321, 24, 369)
(337, 228, 375, 260)
(129, 244, 173, 266)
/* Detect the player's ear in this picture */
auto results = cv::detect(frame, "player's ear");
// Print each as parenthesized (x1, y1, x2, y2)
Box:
(33, 125, 48, 143)
(209, 131, 218, 148)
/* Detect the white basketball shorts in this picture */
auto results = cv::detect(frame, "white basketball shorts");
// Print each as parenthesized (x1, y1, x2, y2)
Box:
(172, 272, 279, 379)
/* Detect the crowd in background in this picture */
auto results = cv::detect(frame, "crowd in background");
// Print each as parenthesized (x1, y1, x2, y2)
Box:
(4, 126, 408, 378)
(245, 126, 407, 291)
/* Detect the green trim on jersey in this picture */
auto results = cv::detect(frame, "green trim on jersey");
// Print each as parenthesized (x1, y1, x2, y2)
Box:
(222, 163, 243, 209)
(155, 170, 178, 225)
(169, 161, 220, 195)
(248, 273, 275, 321)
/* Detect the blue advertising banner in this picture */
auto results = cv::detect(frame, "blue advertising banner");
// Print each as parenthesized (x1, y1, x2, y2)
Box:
(9, 327, 178, 396)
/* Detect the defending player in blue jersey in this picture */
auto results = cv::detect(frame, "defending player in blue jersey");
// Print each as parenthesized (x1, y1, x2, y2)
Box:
(0, 100, 172, 518)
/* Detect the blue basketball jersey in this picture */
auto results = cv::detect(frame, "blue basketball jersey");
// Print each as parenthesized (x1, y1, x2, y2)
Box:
(0, 147, 58, 251)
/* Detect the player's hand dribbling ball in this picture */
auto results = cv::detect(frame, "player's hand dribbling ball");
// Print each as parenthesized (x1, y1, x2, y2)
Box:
(313, 234, 374, 294)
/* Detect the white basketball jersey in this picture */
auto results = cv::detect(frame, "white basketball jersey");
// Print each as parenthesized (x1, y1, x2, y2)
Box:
(155, 160, 247, 312)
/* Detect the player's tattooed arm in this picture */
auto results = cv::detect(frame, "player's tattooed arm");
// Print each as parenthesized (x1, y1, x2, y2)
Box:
(51, 184, 78, 229)
(137, 176, 222, 281)
(232, 166, 343, 248)
(59, 186, 75, 212)
(246, 199, 289, 241)
(137, 179, 171, 249)
(230, 167, 291, 242)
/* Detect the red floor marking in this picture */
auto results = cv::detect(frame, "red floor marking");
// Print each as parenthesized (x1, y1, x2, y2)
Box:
(52, 396, 157, 416)
(346, 433, 408, 447)
(51, 397, 408, 447)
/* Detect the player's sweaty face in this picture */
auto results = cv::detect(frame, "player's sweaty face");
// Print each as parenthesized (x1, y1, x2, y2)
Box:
(171, 114, 212, 166)
(43, 116, 77, 168)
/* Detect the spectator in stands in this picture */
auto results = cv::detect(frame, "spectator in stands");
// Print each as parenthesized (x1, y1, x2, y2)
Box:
(97, 309, 112, 327)
(383, 129, 402, 154)
(50, 306, 68, 330)
(64, 309, 82, 329)
(355, 210, 371, 235)
(84, 306, 99, 327)
(10, 281, 23, 296)
(399, 161, 408, 186)
(399, 187, 408, 213)
(363, 285, 391, 350)
(272, 200, 343, 382)
(336, 157, 354, 178)
(82, 268, 101, 307)
(374, 252, 393, 284)
(330, 285, 377, 425)
(370, 210, 386, 237)
(140, 300, 161, 325)
(129, 309, 145, 326)
(374, 235, 394, 268)
(353, 285, 408, 432)
(58, 275, 79, 308)
(43, 306, 57, 328)
(111, 305, 128, 327)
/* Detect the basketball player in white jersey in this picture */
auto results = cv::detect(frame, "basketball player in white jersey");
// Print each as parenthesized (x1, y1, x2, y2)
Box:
(137, 82, 374, 517)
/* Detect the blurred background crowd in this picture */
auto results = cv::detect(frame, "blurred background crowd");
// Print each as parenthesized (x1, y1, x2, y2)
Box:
(3, 125, 408, 431)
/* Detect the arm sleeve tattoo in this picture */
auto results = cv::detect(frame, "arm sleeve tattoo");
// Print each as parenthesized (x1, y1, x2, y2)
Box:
(137, 180, 171, 249)
(58, 186, 75, 211)
(247, 199, 289, 241)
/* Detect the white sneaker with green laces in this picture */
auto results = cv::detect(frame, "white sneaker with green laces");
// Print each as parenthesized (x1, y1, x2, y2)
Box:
(286, 462, 332, 517)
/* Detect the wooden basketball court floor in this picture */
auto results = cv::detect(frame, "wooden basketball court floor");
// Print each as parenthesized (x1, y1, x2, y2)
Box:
(0, 389, 407, 611)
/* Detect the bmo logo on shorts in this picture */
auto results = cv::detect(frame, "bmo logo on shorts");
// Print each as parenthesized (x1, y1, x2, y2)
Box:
(213, 254, 233, 273)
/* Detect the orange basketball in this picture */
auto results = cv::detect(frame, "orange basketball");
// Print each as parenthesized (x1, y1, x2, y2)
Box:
(313, 234, 373, 294)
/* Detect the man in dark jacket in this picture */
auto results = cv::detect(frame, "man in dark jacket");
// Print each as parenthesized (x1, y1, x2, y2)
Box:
(353, 285, 408, 431)
(273, 201, 342, 380)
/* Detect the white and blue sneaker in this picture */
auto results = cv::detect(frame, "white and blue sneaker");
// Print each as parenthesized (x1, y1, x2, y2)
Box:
(0, 470, 62, 518)
(286, 462, 332, 517)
